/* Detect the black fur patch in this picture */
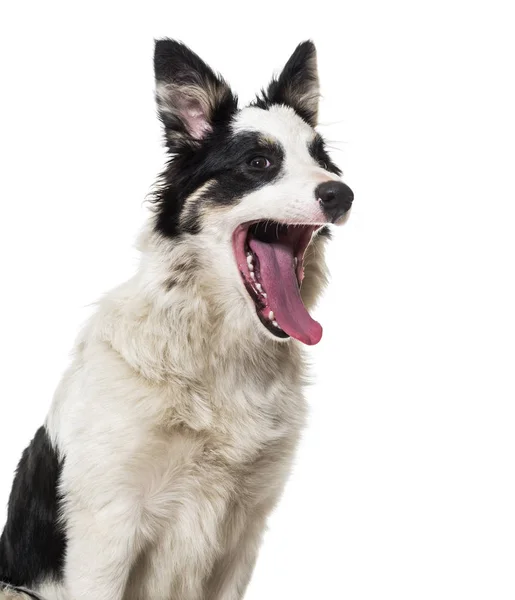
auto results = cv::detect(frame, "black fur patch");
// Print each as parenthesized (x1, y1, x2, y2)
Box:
(308, 135, 342, 176)
(0, 427, 66, 588)
(317, 225, 332, 239)
(151, 131, 285, 237)
(253, 41, 319, 127)
(154, 39, 238, 154)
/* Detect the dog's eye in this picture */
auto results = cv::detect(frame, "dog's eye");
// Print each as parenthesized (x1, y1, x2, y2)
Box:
(321, 160, 329, 170)
(248, 156, 271, 169)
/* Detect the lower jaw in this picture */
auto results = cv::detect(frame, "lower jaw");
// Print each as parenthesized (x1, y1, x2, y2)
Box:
(241, 279, 290, 339)
(256, 309, 290, 339)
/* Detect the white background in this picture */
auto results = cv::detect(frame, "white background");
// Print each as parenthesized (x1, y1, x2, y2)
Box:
(1, 1, 514, 599)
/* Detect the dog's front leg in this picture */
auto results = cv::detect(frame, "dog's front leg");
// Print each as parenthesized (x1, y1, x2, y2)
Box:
(205, 515, 266, 600)
(62, 504, 140, 600)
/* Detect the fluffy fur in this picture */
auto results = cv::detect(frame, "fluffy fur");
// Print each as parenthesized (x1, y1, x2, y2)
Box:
(0, 39, 353, 600)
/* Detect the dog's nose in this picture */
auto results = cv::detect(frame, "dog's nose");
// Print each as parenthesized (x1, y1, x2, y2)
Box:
(316, 181, 354, 223)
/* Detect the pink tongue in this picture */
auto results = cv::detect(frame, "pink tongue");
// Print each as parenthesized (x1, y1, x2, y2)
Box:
(249, 238, 323, 345)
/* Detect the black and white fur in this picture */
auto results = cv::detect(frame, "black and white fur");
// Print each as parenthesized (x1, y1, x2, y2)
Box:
(0, 40, 353, 600)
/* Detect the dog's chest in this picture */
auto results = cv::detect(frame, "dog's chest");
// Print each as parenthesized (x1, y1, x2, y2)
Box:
(124, 375, 306, 598)
(159, 360, 306, 458)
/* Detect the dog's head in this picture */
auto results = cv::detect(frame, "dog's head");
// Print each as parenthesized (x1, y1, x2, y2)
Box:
(150, 40, 353, 346)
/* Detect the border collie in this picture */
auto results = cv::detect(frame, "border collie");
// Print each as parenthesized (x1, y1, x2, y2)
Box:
(0, 39, 353, 600)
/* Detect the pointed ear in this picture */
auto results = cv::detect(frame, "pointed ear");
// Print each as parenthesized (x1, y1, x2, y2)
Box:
(154, 39, 237, 150)
(259, 41, 320, 127)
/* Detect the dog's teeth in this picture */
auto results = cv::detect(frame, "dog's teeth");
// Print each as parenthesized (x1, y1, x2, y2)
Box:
(247, 255, 254, 271)
(294, 257, 298, 267)
(272, 320, 279, 328)
(250, 271, 255, 280)
(268, 310, 274, 321)
(263, 293, 267, 299)
(256, 283, 263, 292)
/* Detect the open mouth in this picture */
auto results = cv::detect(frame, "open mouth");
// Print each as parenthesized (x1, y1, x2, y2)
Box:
(232, 221, 323, 345)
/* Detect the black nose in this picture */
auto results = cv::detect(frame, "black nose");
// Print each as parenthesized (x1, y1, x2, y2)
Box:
(316, 181, 354, 223)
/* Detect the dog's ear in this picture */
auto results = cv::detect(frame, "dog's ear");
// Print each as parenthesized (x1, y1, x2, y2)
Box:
(260, 41, 320, 127)
(154, 39, 237, 151)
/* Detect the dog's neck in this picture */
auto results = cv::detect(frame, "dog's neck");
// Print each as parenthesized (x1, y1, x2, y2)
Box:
(88, 221, 303, 386)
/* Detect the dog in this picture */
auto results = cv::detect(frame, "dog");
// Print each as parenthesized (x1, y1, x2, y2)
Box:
(0, 39, 353, 600)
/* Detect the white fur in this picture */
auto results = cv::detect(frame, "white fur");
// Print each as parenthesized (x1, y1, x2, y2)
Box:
(21, 105, 346, 600)
(38, 219, 308, 599)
